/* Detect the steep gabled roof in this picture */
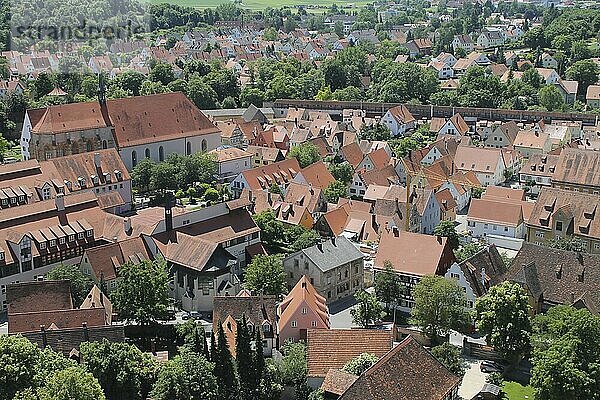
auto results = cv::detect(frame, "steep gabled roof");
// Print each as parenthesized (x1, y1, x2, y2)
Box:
(278, 276, 329, 330)
(339, 336, 460, 400)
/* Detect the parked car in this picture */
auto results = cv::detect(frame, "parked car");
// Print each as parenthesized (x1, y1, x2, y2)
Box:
(182, 312, 191, 320)
(480, 360, 504, 373)
(189, 311, 201, 320)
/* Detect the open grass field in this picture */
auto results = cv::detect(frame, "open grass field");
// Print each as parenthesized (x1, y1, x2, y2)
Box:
(143, 0, 372, 10)
(502, 381, 535, 400)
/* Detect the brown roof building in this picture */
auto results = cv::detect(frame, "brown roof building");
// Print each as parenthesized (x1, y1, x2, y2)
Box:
(551, 148, 600, 193)
(0, 149, 131, 213)
(22, 92, 221, 170)
(507, 243, 600, 314)
(338, 336, 460, 400)
(7, 280, 112, 334)
(307, 329, 393, 379)
(374, 229, 455, 311)
(526, 187, 600, 254)
(213, 290, 278, 356)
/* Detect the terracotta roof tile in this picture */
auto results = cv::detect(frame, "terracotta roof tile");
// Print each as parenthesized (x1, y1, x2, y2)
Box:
(307, 329, 393, 377)
(339, 336, 460, 400)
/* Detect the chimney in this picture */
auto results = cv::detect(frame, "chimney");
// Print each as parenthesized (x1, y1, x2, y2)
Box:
(123, 217, 132, 233)
(331, 236, 336, 246)
(40, 325, 47, 348)
(317, 242, 323, 252)
(55, 193, 65, 211)
(164, 194, 173, 232)
(93, 152, 101, 169)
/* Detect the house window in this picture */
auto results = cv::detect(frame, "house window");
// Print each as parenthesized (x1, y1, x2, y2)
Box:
(311, 321, 317, 327)
(302, 307, 307, 314)
(535, 230, 544, 238)
(40, 242, 46, 250)
(59, 237, 65, 245)
(145, 148, 150, 158)
(78, 232, 84, 239)
(131, 151, 137, 167)
(291, 321, 297, 328)
(69, 235, 75, 242)
(504, 227, 509, 232)
(158, 146, 164, 162)
(49, 239, 56, 247)
(187, 141, 192, 156)
(451, 273, 460, 280)
(86, 230, 92, 237)
(201, 139, 207, 152)
(594, 242, 600, 250)
(262, 323, 271, 332)
(555, 221, 563, 232)
(102, 140, 108, 149)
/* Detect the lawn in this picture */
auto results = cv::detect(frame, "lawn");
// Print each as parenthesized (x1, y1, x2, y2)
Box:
(502, 381, 535, 400)
(143, 0, 372, 10)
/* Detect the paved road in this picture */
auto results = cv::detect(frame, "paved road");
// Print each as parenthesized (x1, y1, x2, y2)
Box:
(458, 358, 488, 400)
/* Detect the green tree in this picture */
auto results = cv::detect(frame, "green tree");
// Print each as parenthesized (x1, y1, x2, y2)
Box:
(341, 353, 378, 375)
(291, 229, 321, 252)
(268, 183, 283, 195)
(566, 60, 600, 97)
(40, 367, 105, 400)
(131, 157, 156, 192)
(80, 340, 158, 400)
(110, 258, 170, 325)
(350, 290, 383, 328)
(332, 86, 362, 101)
(411, 275, 470, 343)
(457, 66, 504, 108)
(240, 87, 265, 108)
(538, 85, 564, 111)
(288, 142, 320, 168)
(328, 162, 354, 184)
(454, 242, 485, 262)
(140, 80, 171, 96)
(149, 62, 176, 86)
(547, 236, 587, 252)
(253, 210, 285, 248)
(186, 77, 219, 110)
(33, 73, 54, 100)
(176, 320, 207, 356)
(431, 343, 466, 377)
(151, 348, 217, 400)
(244, 254, 286, 296)
(214, 324, 239, 400)
(531, 306, 600, 400)
(0, 335, 41, 400)
(433, 220, 460, 250)
(279, 341, 308, 395)
(236, 317, 257, 400)
(359, 123, 391, 141)
(323, 180, 347, 203)
(476, 281, 531, 365)
(45, 264, 94, 306)
(374, 261, 401, 312)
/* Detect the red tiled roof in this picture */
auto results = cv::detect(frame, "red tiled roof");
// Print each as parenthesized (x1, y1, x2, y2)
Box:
(307, 329, 393, 377)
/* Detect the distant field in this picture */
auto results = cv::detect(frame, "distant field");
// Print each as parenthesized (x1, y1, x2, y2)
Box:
(143, 0, 371, 10)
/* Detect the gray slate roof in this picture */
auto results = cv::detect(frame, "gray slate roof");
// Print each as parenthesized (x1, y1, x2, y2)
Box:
(294, 236, 364, 272)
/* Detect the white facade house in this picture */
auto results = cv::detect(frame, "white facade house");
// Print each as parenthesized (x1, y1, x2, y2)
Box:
(381, 105, 416, 136)
(445, 263, 477, 310)
(209, 147, 253, 183)
(455, 146, 506, 187)
(418, 190, 441, 235)
(541, 53, 558, 69)
(467, 198, 528, 239)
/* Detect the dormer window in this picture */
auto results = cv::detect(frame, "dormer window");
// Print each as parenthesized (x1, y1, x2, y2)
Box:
(0, 252, 4, 261)
(40, 242, 46, 249)
(49, 239, 56, 247)
(69, 234, 75, 242)
(78, 232, 84, 239)
(59, 237, 65, 245)
(86, 229, 93, 237)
